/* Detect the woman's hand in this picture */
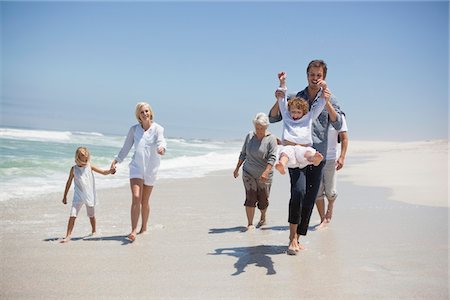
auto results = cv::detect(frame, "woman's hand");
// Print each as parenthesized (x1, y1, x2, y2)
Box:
(233, 168, 239, 178)
(157, 147, 166, 155)
(110, 160, 117, 171)
(260, 171, 269, 182)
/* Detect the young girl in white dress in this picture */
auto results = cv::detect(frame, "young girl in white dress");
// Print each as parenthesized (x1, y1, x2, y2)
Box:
(61, 147, 115, 243)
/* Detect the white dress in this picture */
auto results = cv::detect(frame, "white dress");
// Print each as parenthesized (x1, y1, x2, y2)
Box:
(73, 164, 96, 207)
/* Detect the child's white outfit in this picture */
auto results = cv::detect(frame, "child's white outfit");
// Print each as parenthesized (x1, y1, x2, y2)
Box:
(115, 122, 167, 186)
(280, 145, 318, 169)
(278, 87, 326, 168)
(70, 163, 96, 217)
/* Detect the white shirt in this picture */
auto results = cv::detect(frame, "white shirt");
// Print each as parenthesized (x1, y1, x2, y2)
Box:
(326, 115, 348, 160)
(115, 123, 167, 176)
(278, 87, 325, 145)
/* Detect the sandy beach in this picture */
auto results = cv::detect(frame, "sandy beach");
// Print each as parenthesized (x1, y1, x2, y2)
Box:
(0, 140, 448, 299)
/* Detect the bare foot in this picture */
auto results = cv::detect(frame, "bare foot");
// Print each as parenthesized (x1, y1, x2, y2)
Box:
(83, 232, 96, 239)
(256, 219, 266, 228)
(138, 229, 147, 235)
(287, 240, 299, 255)
(317, 220, 328, 230)
(295, 241, 306, 251)
(275, 162, 286, 175)
(311, 152, 324, 166)
(127, 233, 136, 242)
(60, 237, 71, 243)
(246, 225, 255, 231)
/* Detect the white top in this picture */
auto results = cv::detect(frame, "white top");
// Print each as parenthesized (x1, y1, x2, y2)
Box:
(326, 115, 348, 160)
(278, 87, 325, 145)
(115, 122, 167, 174)
(73, 164, 96, 207)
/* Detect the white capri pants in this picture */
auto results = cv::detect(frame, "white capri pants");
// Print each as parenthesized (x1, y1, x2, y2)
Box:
(70, 202, 95, 218)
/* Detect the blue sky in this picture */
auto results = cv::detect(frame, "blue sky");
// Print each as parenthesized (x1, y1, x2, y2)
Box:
(1, 1, 448, 141)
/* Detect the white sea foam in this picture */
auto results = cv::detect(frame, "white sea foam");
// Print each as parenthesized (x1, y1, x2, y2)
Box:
(0, 128, 73, 142)
(0, 127, 242, 202)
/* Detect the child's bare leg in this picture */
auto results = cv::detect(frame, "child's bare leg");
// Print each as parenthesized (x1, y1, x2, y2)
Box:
(89, 217, 96, 235)
(61, 216, 76, 243)
(275, 154, 289, 175)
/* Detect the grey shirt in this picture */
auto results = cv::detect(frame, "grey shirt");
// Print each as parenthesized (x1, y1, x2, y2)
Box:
(269, 86, 343, 159)
(239, 131, 278, 180)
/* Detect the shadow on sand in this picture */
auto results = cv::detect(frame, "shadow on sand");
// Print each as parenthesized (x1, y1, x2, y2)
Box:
(210, 245, 286, 275)
(43, 235, 133, 245)
(208, 226, 247, 234)
(259, 225, 289, 231)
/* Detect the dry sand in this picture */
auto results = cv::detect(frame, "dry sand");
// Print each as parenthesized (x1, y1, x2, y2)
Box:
(0, 140, 448, 299)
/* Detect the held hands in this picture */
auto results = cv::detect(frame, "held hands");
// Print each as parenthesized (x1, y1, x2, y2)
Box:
(317, 79, 331, 102)
(275, 89, 285, 100)
(278, 71, 286, 85)
(322, 88, 331, 102)
(109, 166, 116, 175)
(157, 147, 166, 155)
(110, 160, 117, 173)
(275, 71, 287, 100)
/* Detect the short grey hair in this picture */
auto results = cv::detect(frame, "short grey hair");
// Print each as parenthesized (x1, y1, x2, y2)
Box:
(253, 112, 269, 127)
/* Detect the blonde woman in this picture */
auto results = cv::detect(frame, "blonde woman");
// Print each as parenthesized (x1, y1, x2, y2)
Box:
(111, 102, 167, 242)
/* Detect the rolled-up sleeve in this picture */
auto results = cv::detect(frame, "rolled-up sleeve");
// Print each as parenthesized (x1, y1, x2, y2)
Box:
(266, 136, 278, 166)
(329, 97, 343, 131)
(238, 133, 250, 161)
(156, 125, 167, 150)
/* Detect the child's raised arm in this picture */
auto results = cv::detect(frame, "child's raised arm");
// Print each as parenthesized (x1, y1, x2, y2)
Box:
(62, 167, 74, 204)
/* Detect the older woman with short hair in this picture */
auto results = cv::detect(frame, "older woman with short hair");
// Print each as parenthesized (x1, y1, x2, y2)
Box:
(233, 112, 278, 230)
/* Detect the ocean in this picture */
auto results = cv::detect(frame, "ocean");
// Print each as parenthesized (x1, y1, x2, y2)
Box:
(0, 127, 243, 202)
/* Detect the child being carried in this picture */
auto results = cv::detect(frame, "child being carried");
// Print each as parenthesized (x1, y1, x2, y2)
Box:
(274, 71, 330, 174)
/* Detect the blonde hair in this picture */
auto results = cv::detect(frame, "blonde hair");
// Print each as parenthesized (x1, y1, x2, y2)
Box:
(288, 97, 309, 116)
(75, 147, 90, 166)
(135, 102, 154, 124)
